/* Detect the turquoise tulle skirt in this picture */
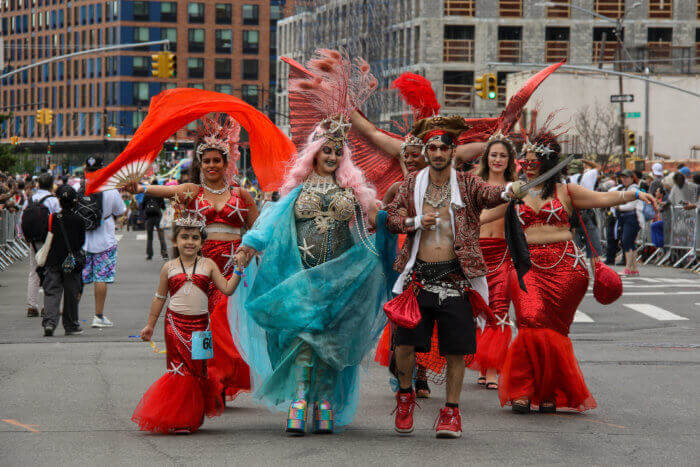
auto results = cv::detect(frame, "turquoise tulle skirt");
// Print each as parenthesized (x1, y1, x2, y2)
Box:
(229, 186, 396, 427)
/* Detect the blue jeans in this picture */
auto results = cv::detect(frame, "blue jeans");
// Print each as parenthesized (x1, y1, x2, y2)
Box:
(619, 212, 640, 252)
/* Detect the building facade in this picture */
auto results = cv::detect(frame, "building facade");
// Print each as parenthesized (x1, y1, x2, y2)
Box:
(0, 0, 286, 167)
(276, 0, 700, 135)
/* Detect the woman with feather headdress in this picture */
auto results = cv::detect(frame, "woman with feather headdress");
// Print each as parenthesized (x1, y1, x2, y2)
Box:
(230, 50, 395, 435)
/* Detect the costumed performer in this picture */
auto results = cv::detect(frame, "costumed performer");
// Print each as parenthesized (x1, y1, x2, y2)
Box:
(132, 202, 243, 434)
(386, 115, 523, 438)
(231, 50, 395, 435)
(128, 116, 257, 403)
(499, 117, 657, 414)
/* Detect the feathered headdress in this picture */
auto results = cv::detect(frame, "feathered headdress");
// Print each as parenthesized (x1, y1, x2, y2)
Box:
(191, 115, 242, 185)
(517, 108, 569, 160)
(288, 49, 378, 144)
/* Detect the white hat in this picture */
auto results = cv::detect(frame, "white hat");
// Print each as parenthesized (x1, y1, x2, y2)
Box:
(651, 162, 663, 176)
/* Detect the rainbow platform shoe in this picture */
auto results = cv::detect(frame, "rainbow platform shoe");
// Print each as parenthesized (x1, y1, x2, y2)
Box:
(285, 398, 308, 435)
(312, 400, 334, 434)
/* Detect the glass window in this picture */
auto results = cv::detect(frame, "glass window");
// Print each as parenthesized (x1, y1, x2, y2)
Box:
(216, 3, 232, 24)
(161, 28, 177, 52)
(242, 59, 258, 80)
(188, 83, 205, 90)
(134, 27, 149, 42)
(242, 30, 259, 54)
(215, 84, 232, 94)
(187, 57, 204, 78)
(188, 3, 205, 23)
(133, 82, 149, 106)
(241, 84, 258, 107)
(132, 56, 148, 76)
(215, 58, 231, 79)
(270, 4, 282, 22)
(215, 29, 232, 53)
(188, 28, 205, 53)
(242, 5, 259, 25)
(133, 1, 149, 21)
(160, 2, 177, 22)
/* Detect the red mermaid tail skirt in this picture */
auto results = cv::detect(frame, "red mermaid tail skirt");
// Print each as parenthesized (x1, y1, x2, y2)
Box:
(132, 311, 224, 433)
(374, 323, 393, 367)
(498, 328, 597, 412)
(499, 241, 595, 411)
(470, 237, 512, 373)
(202, 239, 252, 401)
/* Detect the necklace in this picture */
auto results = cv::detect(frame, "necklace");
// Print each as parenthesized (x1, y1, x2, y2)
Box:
(426, 180, 450, 208)
(303, 172, 337, 194)
(179, 257, 198, 295)
(529, 187, 543, 199)
(202, 182, 227, 195)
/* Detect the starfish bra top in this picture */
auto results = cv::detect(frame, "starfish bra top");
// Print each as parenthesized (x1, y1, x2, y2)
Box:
(516, 193, 570, 228)
(189, 186, 248, 228)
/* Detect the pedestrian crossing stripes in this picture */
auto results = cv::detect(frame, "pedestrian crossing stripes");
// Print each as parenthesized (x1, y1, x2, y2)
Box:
(622, 304, 689, 321)
(573, 311, 594, 323)
(136, 234, 147, 240)
(116, 234, 123, 242)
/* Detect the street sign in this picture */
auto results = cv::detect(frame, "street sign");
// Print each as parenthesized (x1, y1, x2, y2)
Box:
(610, 94, 634, 103)
(626, 112, 641, 118)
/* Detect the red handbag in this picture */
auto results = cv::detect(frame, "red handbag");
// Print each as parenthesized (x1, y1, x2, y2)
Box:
(383, 282, 422, 329)
(567, 185, 623, 305)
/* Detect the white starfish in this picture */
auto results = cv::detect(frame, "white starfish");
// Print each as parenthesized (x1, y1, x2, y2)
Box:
(225, 198, 248, 223)
(566, 247, 586, 269)
(182, 188, 195, 200)
(541, 205, 563, 224)
(298, 238, 316, 261)
(516, 205, 526, 225)
(166, 362, 185, 376)
(494, 314, 512, 332)
(193, 198, 210, 216)
(221, 244, 236, 274)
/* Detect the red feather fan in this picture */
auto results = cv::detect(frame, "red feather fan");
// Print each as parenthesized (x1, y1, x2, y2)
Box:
(391, 73, 441, 120)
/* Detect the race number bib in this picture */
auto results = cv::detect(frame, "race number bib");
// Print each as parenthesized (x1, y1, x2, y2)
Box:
(191, 330, 213, 360)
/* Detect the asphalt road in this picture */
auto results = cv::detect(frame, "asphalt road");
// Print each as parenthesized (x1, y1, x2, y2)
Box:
(0, 231, 697, 466)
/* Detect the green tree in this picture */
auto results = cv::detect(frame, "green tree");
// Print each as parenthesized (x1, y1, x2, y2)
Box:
(0, 144, 18, 172)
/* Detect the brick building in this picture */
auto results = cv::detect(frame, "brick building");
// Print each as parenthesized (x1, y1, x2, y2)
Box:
(276, 0, 700, 133)
(0, 0, 286, 168)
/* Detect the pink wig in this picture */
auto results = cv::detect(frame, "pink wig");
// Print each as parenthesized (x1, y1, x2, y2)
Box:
(281, 125, 377, 213)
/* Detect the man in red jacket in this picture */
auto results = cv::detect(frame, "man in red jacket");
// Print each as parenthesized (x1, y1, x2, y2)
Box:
(386, 115, 519, 438)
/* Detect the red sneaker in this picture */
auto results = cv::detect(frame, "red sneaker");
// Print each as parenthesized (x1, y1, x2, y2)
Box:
(435, 407, 462, 438)
(393, 391, 416, 434)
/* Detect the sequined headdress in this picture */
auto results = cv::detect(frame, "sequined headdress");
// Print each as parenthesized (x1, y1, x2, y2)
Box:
(172, 194, 205, 229)
(191, 115, 242, 184)
(290, 49, 378, 147)
(517, 108, 569, 160)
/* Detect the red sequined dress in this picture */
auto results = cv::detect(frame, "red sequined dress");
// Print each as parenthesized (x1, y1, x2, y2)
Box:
(499, 193, 597, 411)
(190, 186, 252, 401)
(132, 272, 224, 433)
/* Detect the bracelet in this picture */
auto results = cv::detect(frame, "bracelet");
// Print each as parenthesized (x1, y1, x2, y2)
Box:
(233, 268, 243, 277)
(142, 184, 149, 194)
(634, 190, 640, 199)
(154, 292, 166, 299)
(618, 191, 624, 202)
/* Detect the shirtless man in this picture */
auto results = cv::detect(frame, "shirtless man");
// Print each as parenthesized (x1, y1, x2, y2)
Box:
(386, 116, 519, 438)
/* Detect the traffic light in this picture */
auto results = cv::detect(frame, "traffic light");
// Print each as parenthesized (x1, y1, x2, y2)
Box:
(44, 109, 53, 125)
(486, 74, 498, 100)
(173, 141, 179, 151)
(36, 109, 45, 125)
(106, 126, 117, 138)
(10, 136, 19, 145)
(625, 130, 637, 154)
(46, 145, 51, 155)
(151, 51, 175, 78)
(475, 74, 487, 100)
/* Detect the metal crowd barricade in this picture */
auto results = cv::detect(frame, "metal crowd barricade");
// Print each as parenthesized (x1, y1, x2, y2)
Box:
(0, 211, 29, 271)
(669, 206, 697, 269)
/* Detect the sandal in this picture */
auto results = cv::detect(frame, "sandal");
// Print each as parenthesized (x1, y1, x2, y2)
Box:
(477, 376, 486, 386)
(485, 382, 498, 390)
(511, 399, 531, 414)
(539, 401, 556, 413)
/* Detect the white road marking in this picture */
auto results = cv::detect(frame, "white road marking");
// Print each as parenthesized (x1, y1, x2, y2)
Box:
(619, 284, 700, 288)
(573, 310, 594, 323)
(623, 304, 689, 321)
(116, 234, 123, 242)
(587, 291, 700, 296)
(655, 278, 698, 284)
(136, 234, 147, 240)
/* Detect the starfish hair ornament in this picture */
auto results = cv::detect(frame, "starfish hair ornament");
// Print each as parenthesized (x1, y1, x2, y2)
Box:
(487, 129, 514, 147)
(173, 198, 206, 229)
(516, 106, 569, 161)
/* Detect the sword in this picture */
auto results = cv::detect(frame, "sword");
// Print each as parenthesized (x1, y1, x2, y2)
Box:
(511, 154, 575, 198)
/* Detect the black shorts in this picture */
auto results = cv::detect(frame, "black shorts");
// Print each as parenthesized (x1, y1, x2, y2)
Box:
(395, 288, 476, 356)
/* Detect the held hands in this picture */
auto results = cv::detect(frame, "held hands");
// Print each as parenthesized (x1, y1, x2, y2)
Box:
(421, 212, 438, 230)
(140, 325, 154, 341)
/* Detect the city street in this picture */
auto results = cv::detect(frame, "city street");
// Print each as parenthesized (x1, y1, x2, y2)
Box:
(0, 231, 697, 466)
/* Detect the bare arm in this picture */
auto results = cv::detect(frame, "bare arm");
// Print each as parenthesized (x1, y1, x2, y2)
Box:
(583, 159, 601, 171)
(567, 183, 658, 210)
(140, 265, 169, 341)
(385, 178, 414, 234)
(207, 258, 241, 296)
(480, 203, 508, 225)
(382, 182, 401, 207)
(454, 142, 486, 167)
(127, 181, 198, 199)
(349, 111, 403, 158)
(239, 188, 259, 229)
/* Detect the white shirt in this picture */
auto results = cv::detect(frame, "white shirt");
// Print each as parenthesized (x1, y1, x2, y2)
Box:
(84, 189, 127, 253)
(31, 189, 61, 214)
(568, 168, 599, 191)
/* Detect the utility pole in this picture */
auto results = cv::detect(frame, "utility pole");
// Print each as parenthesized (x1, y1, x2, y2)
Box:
(616, 19, 626, 169)
(644, 67, 650, 159)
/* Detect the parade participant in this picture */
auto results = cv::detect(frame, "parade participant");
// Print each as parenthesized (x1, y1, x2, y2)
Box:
(468, 131, 518, 390)
(498, 124, 657, 414)
(386, 115, 520, 438)
(128, 116, 258, 403)
(132, 205, 242, 434)
(231, 50, 394, 435)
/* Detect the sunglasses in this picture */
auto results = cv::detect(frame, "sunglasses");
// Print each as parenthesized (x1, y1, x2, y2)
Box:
(426, 144, 452, 153)
(521, 159, 541, 170)
(321, 146, 343, 157)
